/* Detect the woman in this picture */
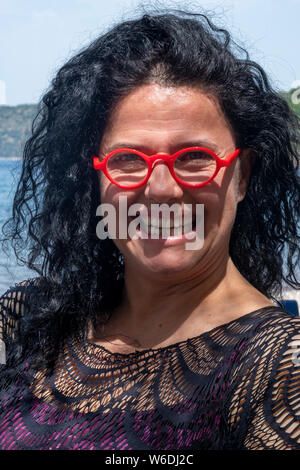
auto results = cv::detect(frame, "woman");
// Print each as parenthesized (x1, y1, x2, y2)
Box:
(0, 11, 300, 450)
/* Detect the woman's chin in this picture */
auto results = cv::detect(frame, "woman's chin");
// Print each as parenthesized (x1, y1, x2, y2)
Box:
(128, 245, 201, 276)
(140, 261, 191, 276)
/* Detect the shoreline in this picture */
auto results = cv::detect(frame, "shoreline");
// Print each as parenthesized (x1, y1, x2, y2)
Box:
(0, 157, 22, 160)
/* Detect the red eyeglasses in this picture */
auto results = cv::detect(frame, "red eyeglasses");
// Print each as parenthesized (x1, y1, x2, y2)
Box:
(93, 147, 241, 189)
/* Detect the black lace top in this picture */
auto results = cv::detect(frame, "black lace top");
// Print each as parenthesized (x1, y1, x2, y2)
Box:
(0, 279, 300, 450)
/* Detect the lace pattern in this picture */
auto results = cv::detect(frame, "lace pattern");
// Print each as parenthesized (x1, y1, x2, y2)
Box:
(0, 279, 299, 450)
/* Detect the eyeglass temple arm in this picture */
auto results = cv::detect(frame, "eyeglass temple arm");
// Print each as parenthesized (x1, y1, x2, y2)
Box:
(222, 149, 241, 166)
(93, 156, 104, 170)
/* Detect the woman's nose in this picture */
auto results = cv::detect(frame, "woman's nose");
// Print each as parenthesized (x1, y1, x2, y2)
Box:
(145, 160, 183, 202)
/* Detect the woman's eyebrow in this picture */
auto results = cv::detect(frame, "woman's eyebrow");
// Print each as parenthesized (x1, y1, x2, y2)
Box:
(102, 139, 219, 154)
(176, 140, 219, 153)
(103, 143, 141, 154)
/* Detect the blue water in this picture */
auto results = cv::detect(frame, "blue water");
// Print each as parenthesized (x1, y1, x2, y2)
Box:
(0, 159, 35, 295)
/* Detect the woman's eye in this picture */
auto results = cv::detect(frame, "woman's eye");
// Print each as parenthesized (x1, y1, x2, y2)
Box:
(183, 152, 209, 160)
(178, 151, 215, 163)
(117, 154, 138, 161)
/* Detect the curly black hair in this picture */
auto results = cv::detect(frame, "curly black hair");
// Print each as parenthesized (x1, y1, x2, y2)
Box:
(1, 9, 300, 384)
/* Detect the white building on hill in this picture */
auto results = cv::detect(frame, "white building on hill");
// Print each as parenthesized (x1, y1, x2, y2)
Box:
(0, 81, 6, 105)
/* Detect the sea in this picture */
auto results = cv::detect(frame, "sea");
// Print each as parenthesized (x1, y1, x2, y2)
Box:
(0, 158, 299, 303)
(0, 158, 36, 295)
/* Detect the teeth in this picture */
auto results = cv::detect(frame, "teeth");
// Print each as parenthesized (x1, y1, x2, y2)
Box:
(139, 216, 194, 229)
(139, 218, 195, 235)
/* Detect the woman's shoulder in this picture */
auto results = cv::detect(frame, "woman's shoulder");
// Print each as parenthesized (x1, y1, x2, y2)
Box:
(236, 304, 300, 351)
(250, 304, 300, 334)
(230, 305, 300, 381)
(0, 276, 42, 310)
(0, 277, 42, 344)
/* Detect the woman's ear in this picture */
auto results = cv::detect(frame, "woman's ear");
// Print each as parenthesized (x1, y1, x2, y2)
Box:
(237, 149, 256, 203)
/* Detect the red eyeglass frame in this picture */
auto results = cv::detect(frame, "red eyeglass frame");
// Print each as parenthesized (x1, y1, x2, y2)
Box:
(93, 147, 241, 189)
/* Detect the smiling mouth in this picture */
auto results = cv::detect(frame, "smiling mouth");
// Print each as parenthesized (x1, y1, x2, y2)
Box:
(129, 215, 197, 237)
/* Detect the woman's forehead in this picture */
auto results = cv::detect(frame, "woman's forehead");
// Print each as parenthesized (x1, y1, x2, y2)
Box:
(100, 84, 235, 151)
(108, 84, 222, 121)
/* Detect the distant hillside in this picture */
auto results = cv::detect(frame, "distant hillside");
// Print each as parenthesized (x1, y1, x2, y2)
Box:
(0, 104, 37, 158)
(281, 88, 300, 118)
(0, 89, 299, 159)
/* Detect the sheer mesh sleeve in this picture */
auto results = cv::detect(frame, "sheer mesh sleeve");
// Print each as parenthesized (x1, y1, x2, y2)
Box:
(0, 283, 26, 343)
(0, 279, 39, 365)
(228, 315, 300, 449)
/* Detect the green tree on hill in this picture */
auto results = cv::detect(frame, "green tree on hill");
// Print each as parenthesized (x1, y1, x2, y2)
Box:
(0, 105, 37, 158)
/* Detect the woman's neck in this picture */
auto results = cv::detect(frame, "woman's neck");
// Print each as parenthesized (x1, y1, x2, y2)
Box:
(91, 255, 273, 351)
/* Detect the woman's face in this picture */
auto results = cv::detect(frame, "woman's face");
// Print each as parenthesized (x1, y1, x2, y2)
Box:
(98, 84, 248, 279)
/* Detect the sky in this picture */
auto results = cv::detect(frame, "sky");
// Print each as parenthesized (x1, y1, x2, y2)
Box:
(0, 0, 300, 105)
